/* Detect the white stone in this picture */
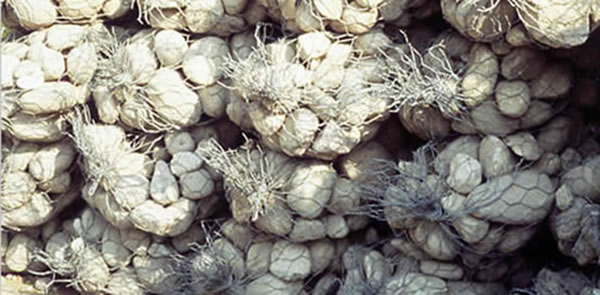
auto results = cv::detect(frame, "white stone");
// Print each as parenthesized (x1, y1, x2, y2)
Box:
(355, 28, 391, 55)
(555, 184, 574, 211)
(223, 0, 247, 14)
(1, 54, 20, 87)
(328, 177, 360, 215)
(277, 108, 320, 156)
(14, 60, 44, 90)
(1, 171, 36, 211)
(184, 0, 224, 33)
(452, 215, 490, 244)
(325, 215, 350, 239)
(254, 202, 294, 236)
(170, 151, 203, 177)
(129, 198, 196, 236)
(314, 0, 343, 19)
(311, 121, 361, 160)
(150, 160, 180, 206)
(74, 207, 107, 241)
(28, 141, 76, 182)
(183, 55, 218, 85)
(147, 242, 174, 258)
(289, 219, 326, 242)
(461, 45, 498, 107)
(287, 162, 337, 218)
(4, 234, 39, 272)
(504, 132, 543, 161)
(197, 83, 228, 118)
(154, 29, 188, 67)
(44, 232, 70, 264)
(67, 42, 97, 84)
(106, 268, 145, 295)
(245, 274, 304, 295)
(246, 241, 273, 277)
(470, 100, 520, 136)
(57, 0, 103, 19)
(330, 3, 378, 35)
(479, 135, 515, 178)
(101, 226, 132, 268)
(297, 32, 331, 61)
(355, 0, 384, 8)
(3, 143, 39, 172)
(495, 80, 530, 118)
(125, 43, 158, 84)
(179, 169, 214, 200)
(38, 172, 71, 194)
(434, 136, 480, 175)
(165, 131, 195, 155)
(465, 171, 555, 225)
(10, 0, 57, 29)
(270, 240, 311, 281)
(363, 250, 392, 284)
(248, 102, 285, 136)
(447, 153, 482, 194)
(45, 24, 87, 51)
(76, 245, 111, 293)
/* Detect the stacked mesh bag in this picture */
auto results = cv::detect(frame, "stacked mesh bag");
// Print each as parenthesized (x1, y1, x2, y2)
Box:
(2, 0, 600, 294)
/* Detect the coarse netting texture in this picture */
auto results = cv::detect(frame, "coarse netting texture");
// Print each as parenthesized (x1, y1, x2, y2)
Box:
(1, 134, 80, 231)
(224, 26, 391, 160)
(2, 0, 600, 293)
(378, 28, 575, 140)
(550, 151, 600, 266)
(441, 0, 600, 48)
(2, 0, 133, 31)
(353, 137, 558, 281)
(69, 110, 234, 237)
(197, 136, 372, 247)
(1, 23, 104, 143)
(90, 26, 233, 133)
(134, 0, 266, 37)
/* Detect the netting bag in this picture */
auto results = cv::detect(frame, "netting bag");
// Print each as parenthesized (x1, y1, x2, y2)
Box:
(224, 26, 390, 160)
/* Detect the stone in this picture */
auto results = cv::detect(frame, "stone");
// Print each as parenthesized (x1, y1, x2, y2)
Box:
(179, 169, 214, 200)
(150, 160, 179, 205)
(447, 153, 482, 194)
(419, 260, 464, 280)
(270, 240, 311, 281)
(504, 132, 543, 161)
(465, 171, 555, 225)
(495, 81, 530, 118)
(479, 135, 515, 178)
(289, 219, 326, 242)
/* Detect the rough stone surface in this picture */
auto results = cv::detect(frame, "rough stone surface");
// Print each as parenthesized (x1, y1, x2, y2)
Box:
(447, 153, 482, 194)
(504, 132, 543, 161)
(465, 171, 555, 225)
(269, 240, 311, 281)
(150, 160, 179, 205)
(479, 135, 515, 178)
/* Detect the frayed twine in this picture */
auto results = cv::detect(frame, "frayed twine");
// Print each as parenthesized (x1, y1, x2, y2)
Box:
(196, 136, 289, 222)
(168, 222, 246, 295)
(90, 25, 181, 133)
(377, 30, 467, 120)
